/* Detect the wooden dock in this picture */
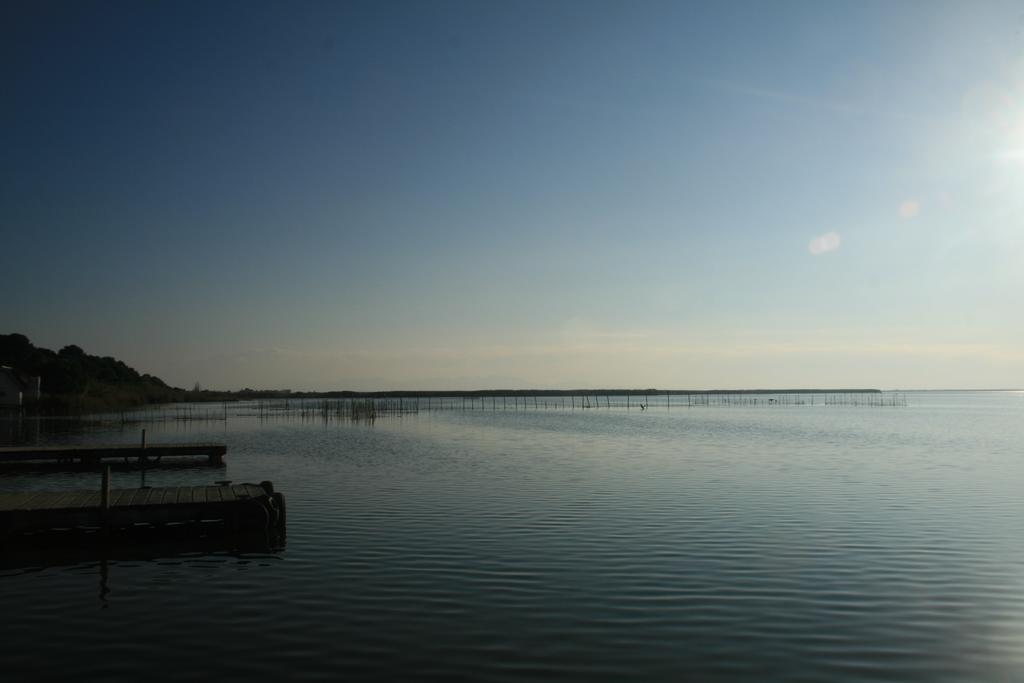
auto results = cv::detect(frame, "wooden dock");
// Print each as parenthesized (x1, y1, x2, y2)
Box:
(0, 442, 227, 466)
(0, 480, 284, 539)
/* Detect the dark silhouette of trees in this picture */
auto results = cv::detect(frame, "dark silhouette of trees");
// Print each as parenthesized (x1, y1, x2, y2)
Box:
(0, 333, 184, 412)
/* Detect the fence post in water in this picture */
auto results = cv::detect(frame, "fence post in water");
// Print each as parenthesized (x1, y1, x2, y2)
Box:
(101, 464, 111, 530)
(139, 428, 147, 487)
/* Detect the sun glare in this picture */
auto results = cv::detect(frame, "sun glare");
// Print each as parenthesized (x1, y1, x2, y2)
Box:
(966, 81, 1024, 174)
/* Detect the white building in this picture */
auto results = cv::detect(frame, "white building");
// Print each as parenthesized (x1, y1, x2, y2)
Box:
(0, 367, 41, 407)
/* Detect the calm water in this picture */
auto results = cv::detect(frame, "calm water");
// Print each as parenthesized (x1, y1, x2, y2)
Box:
(1, 392, 1023, 681)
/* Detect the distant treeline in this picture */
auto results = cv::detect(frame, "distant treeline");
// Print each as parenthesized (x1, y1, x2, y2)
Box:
(0, 333, 185, 413)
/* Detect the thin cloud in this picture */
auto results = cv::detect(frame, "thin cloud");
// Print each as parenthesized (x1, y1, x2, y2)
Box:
(703, 78, 927, 124)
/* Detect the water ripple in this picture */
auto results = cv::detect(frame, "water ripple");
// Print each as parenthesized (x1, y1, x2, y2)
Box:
(2, 393, 1024, 680)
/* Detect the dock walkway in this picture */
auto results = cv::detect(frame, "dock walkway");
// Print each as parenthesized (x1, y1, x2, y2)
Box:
(0, 443, 227, 466)
(0, 482, 284, 537)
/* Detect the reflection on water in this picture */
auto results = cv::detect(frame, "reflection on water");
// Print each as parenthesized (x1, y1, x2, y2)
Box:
(1, 526, 285, 571)
(1, 532, 284, 613)
(0, 392, 1023, 681)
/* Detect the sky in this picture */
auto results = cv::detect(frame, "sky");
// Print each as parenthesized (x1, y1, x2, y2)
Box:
(3, 0, 1023, 390)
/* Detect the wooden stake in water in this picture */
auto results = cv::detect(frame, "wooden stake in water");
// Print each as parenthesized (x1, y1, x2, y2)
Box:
(101, 464, 111, 530)
(139, 428, 147, 488)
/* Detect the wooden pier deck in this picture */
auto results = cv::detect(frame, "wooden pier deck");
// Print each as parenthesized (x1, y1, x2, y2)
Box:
(0, 442, 227, 466)
(0, 481, 284, 538)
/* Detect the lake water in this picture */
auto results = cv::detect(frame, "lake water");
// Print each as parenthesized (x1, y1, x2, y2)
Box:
(1, 391, 1022, 681)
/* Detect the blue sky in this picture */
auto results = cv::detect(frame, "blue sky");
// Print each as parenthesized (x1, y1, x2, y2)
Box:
(4, 1, 1023, 390)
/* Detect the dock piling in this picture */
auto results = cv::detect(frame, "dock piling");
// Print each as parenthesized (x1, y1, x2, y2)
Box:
(101, 465, 111, 530)
(139, 429, 147, 486)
